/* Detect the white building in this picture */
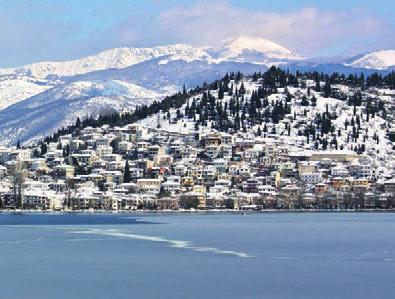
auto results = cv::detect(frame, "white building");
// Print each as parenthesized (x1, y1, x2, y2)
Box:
(300, 172, 322, 184)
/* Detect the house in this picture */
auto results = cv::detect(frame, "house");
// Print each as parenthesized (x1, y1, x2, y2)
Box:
(213, 158, 228, 173)
(332, 177, 348, 190)
(174, 164, 188, 176)
(179, 192, 206, 209)
(147, 145, 166, 159)
(203, 165, 217, 185)
(243, 179, 259, 193)
(156, 197, 179, 210)
(205, 144, 219, 158)
(258, 185, 276, 195)
(96, 146, 113, 157)
(384, 178, 395, 194)
(161, 176, 182, 193)
(23, 189, 62, 210)
(220, 133, 233, 145)
(331, 166, 349, 177)
(204, 134, 222, 147)
(136, 179, 161, 194)
(54, 165, 75, 178)
(300, 172, 322, 184)
(298, 162, 316, 176)
(314, 183, 328, 194)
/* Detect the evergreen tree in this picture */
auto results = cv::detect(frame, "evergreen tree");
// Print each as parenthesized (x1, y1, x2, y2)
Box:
(323, 79, 332, 97)
(300, 96, 309, 106)
(218, 83, 224, 99)
(239, 81, 246, 94)
(40, 143, 48, 156)
(123, 160, 131, 183)
(315, 75, 321, 92)
(311, 95, 317, 107)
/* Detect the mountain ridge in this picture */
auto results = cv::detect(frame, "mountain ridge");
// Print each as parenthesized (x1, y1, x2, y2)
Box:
(345, 50, 395, 70)
(0, 36, 393, 146)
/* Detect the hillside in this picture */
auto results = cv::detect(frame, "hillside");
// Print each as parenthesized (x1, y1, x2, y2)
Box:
(136, 69, 394, 177)
(0, 36, 394, 145)
(40, 68, 395, 178)
(0, 80, 159, 145)
(346, 50, 395, 70)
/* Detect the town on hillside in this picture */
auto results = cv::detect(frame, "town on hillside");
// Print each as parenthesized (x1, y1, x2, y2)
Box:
(0, 69, 394, 211)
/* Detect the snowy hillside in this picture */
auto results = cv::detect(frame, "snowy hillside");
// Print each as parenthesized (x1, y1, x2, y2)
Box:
(0, 80, 159, 145)
(137, 73, 394, 177)
(0, 76, 54, 110)
(0, 36, 393, 146)
(346, 50, 395, 70)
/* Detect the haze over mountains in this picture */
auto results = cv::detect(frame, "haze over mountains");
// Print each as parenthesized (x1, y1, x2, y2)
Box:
(0, 36, 394, 146)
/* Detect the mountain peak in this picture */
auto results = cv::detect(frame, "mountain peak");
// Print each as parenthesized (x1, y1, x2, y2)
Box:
(209, 35, 302, 63)
(223, 36, 290, 52)
(346, 49, 395, 70)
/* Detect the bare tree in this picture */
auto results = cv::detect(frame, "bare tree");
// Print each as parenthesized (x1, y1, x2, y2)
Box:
(64, 179, 77, 210)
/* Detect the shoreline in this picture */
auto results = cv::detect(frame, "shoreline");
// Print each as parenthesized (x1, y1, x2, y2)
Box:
(1, 208, 395, 215)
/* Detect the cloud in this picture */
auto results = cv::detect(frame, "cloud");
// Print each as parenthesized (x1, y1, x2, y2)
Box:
(156, 1, 394, 56)
(0, 0, 394, 67)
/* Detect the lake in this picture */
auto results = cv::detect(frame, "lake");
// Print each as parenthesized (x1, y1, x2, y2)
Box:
(0, 212, 394, 298)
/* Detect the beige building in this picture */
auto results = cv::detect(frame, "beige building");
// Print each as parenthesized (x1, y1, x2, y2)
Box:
(136, 179, 161, 193)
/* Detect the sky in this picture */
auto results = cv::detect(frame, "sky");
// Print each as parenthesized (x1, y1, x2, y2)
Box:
(0, 0, 394, 67)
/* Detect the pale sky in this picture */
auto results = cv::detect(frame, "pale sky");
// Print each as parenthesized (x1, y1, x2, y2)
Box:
(0, 0, 394, 67)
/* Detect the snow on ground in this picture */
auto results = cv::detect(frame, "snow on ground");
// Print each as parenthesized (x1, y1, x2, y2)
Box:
(0, 44, 214, 79)
(207, 36, 303, 63)
(346, 50, 395, 70)
(0, 77, 54, 110)
(0, 79, 162, 146)
(138, 77, 394, 177)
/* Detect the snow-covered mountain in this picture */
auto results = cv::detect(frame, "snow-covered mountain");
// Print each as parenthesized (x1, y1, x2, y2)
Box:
(206, 36, 303, 64)
(0, 76, 54, 110)
(1, 44, 211, 79)
(0, 36, 302, 81)
(345, 50, 395, 70)
(0, 80, 159, 145)
(0, 36, 393, 146)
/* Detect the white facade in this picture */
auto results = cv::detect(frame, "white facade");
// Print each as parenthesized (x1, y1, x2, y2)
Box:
(300, 172, 322, 184)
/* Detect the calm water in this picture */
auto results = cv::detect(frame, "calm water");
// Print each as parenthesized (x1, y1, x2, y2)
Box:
(0, 212, 394, 299)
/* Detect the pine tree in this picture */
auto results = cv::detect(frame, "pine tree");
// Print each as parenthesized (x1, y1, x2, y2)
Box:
(315, 76, 321, 92)
(323, 79, 332, 97)
(124, 160, 131, 183)
(311, 95, 317, 107)
(239, 81, 246, 94)
(40, 143, 47, 156)
(218, 84, 224, 99)
(301, 96, 309, 106)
